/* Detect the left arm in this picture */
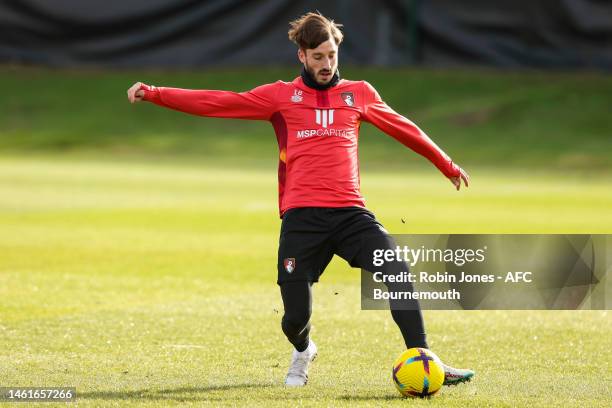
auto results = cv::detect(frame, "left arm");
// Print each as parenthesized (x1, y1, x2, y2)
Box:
(361, 82, 469, 190)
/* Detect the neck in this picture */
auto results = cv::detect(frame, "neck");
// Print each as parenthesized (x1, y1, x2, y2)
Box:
(300, 66, 340, 90)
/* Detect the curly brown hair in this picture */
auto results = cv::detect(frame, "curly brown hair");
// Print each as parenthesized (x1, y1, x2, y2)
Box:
(288, 12, 343, 50)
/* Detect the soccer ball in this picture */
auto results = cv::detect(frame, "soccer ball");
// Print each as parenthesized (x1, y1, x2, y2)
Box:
(392, 348, 445, 398)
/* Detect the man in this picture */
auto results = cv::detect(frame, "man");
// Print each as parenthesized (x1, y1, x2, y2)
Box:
(127, 12, 474, 387)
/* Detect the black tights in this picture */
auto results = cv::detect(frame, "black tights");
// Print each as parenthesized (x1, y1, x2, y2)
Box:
(280, 281, 313, 352)
(280, 280, 427, 352)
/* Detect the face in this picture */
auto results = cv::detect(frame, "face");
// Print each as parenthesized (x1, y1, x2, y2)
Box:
(298, 39, 339, 85)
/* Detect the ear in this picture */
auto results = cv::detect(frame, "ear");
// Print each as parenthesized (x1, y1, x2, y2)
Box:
(297, 48, 306, 64)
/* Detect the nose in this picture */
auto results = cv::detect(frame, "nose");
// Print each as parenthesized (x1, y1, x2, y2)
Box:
(323, 58, 332, 70)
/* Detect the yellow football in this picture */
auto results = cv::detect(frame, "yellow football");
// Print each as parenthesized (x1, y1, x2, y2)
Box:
(392, 347, 445, 398)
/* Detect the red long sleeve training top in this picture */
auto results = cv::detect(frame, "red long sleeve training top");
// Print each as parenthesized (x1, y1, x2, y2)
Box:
(140, 77, 460, 216)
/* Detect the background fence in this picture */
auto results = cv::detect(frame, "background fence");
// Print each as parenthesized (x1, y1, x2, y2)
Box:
(1, 0, 611, 69)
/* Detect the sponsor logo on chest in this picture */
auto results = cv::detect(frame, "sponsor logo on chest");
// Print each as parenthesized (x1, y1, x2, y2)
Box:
(315, 109, 334, 128)
(296, 108, 355, 139)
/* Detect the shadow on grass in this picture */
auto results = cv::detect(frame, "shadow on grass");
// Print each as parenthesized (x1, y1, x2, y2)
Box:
(78, 384, 402, 403)
(338, 394, 399, 401)
(78, 383, 275, 402)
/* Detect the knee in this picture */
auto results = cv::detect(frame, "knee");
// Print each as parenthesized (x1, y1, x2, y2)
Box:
(282, 310, 311, 335)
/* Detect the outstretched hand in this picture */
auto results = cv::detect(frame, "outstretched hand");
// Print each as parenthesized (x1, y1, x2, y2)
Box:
(450, 167, 469, 191)
(127, 82, 146, 103)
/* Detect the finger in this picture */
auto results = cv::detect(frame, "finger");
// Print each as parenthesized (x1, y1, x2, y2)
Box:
(128, 83, 141, 103)
(450, 177, 460, 191)
(462, 169, 470, 186)
(461, 172, 469, 188)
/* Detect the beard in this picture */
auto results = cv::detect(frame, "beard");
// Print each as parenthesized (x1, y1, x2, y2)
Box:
(304, 62, 333, 85)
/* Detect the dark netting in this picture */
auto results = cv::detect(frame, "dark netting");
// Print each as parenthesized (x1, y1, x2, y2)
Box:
(1, 0, 610, 69)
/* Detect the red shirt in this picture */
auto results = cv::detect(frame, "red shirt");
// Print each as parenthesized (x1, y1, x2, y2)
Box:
(141, 77, 460, 216)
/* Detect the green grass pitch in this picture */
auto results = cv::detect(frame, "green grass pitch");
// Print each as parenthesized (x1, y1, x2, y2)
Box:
(0, 157, 610, 407)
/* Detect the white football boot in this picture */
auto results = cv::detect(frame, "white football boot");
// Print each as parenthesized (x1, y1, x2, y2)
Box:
(441, 363, 475, 386)
(284, 340, 318, 386)
(428, 349, 475, 386)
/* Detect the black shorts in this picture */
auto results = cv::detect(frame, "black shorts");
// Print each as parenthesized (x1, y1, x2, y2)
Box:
(277, 206, 397, 284)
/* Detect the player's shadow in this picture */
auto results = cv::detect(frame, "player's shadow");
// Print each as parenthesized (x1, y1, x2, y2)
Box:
(78, 384, 401, 403)
(78, 383, 274, 402)
(338, 394, 399, 401)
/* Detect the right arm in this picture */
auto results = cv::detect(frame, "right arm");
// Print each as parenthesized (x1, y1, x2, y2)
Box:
(127, 81, 279, 121)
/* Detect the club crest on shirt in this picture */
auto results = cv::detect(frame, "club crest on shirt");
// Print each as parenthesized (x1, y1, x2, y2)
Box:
(341, 92, 354, 106)
(283, 258, 296, 273)
(291, 89, 303, 103)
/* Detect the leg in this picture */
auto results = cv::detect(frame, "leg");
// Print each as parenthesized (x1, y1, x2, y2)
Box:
(276, 208, 332, 386)
(358, 233, 475, 385)
(332, 208, 475, 385)
(352, 233, 428, 349)
(280, 281, 312, 352)
(279, 281, 318, 386)
(277, 208, 334, 348)
(332, 208, 428, 349)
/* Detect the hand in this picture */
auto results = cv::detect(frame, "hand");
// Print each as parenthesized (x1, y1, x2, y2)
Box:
(450, 166, 469, 191)
(127, 82, 146, 103)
